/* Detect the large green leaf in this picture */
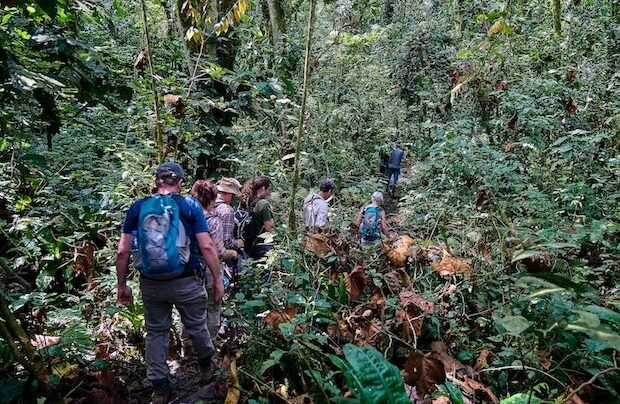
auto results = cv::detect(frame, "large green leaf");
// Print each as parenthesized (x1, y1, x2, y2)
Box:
(330, 344, 410, 404)
(500, 393, 543, 404)
(499, 315, 531, 336)
(526, 273, 588, 294)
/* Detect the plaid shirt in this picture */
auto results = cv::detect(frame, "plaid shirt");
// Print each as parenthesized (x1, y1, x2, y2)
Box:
(214, 195, 236, 250)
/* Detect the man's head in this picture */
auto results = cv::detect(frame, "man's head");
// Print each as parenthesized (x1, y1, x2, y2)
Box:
(216, 177, 242, 204)
(155, 161, 184, 192)
(371, 191, 384, 205)
(318, 179, 336, 200)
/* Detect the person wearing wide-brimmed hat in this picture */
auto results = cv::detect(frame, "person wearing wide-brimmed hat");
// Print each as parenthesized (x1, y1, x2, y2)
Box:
(214, 177, 243, 251)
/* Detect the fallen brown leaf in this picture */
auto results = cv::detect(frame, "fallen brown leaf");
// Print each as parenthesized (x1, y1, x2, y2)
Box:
(403, 351, 446, 396)
(465, 378, 498, 403)
(303, 233, 335, 258)
(353, 318, 382, 346)
(474, 349, 493, 371)
(400, 291, 435, 313)
(264, 307, 297, 335)
(344, 265, 369, 301)
(370, 288, 386, 307)
(431, 251, 472, 277)
(382, 235, 416, 268)
(430, 341, 467, 375)
(395, 309, 422, 342)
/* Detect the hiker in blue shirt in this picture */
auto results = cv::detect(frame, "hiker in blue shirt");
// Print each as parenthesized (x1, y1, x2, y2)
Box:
(115, 162, 223, 404)
(387, 142, 406, 194)
(356, 192, 390, 246)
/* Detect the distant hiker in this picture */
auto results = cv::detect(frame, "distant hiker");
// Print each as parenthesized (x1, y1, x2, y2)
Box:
(190, 180, 237, 341)
(238, 176, 274, 259)
(387, 142, 406, 193)
(115, 162, 223, 404)
(356, 191, 389, 246)
(302, 179, 336, 229)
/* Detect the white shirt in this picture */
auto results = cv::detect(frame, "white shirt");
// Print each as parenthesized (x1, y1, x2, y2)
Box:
(302, 193, 329, 227)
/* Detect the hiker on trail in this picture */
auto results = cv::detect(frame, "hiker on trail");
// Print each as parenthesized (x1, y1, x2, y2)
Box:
(214, 177, 243, 293)
(190, 180, 237, 341)
(355, 191, 389, 246)
(115, 162, 223, 404)
(302, 179, 336, 229)
(239, 176, 274, 259)
(387, 142, 406, 194)
(215, 177, 244, 252)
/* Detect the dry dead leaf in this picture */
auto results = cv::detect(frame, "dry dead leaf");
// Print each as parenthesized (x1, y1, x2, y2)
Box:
(403, 351, 446, 396)
(400, 291, 435, 313)
(464, 378, 498, 403)
(395, 309, 422, 342)
(565, 98, 577, 116)
(431, 251, 472, 277)
(344, 265, 369, 301)
(432, 397, 451, 404)
(370, 288, 386, 307)
(303, 233, 335, 258)
(474, 349, 493, 371)
(430, 341, 467, 375)
(353, 318, 382, 346)
(382, 234, 416, 268)
(264, 307, 297, 335)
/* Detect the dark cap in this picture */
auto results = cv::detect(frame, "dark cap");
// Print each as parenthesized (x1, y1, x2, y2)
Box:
(156, 161, 185, 180)
(319, 179, 336, 192)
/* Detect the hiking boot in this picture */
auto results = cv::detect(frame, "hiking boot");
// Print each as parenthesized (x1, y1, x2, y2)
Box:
(150, 386, 171, 404)
(199, 360, 216, 384)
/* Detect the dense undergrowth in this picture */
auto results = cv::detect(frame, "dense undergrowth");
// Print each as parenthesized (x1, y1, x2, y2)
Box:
(1, 0, 620, 403)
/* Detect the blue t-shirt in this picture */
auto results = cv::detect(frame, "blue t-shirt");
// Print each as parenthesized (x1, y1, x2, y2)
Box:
(122, 193, 209, 274)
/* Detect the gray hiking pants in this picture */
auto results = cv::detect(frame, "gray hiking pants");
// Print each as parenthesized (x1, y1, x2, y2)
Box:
(204, 268, 222, 338)
(140, 275, 214, 387)
(182, 268, 222, 342)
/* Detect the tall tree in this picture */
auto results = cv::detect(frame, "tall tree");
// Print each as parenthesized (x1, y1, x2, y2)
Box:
(288, 0, 317, 230)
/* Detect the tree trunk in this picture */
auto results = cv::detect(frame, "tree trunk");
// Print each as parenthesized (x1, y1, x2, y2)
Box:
(266, 0, 283, 55)
(139, 0, 165, 163)
(552, 0, 562, 37)
(287, 0, 317, 231)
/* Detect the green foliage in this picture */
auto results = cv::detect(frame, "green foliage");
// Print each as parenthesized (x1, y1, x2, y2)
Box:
(330, 344, 410, 404)
(1, 0, 619, 402)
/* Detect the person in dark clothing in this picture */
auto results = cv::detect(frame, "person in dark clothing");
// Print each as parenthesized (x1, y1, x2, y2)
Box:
(387, 143, 405, 194)
(239, 176, 274, 259)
